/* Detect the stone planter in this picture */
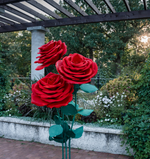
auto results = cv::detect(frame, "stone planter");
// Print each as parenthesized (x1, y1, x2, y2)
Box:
(0, 117, 132, 155)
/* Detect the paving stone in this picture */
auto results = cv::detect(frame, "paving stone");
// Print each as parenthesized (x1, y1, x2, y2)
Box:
(0, 138, 134, 159)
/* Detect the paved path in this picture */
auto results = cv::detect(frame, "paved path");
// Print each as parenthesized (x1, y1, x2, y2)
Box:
(0, 138, 134, 159)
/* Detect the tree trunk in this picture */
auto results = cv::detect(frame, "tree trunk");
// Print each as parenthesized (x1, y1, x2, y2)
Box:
(89, 48, 93, 60)
(114, 54, 121, 75)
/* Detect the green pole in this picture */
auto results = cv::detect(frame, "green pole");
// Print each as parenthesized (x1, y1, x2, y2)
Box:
(69, 138, 71, 159)
(65, 141, 67, 159)
(69, 90, 78, 158)
(62, 143, 64, 159)
(56, 108, 64, 159)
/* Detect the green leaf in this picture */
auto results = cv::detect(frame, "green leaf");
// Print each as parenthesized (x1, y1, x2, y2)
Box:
(54, 133, 69, 143)
(49, 136, 53, 141)
(73, 126, 83, 138)
(68, 101, 79, 108)
(61, 104, 77, 115)
(54, 136, 69, 143)
(61, 122, 70, 133)
(66, 130, 75, 138)
(49, 125, 63, 137)
(54, 115, 61, 125)
(78, 109, 93, 116)
(80, 84, 98, 93)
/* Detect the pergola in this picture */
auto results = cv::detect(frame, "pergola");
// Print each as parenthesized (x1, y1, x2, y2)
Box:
(0, 0, 149, 79)
(0, 0, 149, 33)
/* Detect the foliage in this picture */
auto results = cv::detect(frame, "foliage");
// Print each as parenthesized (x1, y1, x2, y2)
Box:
(123, 104, 150, 159)
(3, 82, 32, 117)
(46, 0, 150, 76)
(101, 75, 135, 107)
(89, 91, 127, 124)
(123, 54, 150, 159)
(2, 81, 57, 122)
(0, 45, 11, 112)
(0, 31, 31, 77)
(75, 111, 99, 123)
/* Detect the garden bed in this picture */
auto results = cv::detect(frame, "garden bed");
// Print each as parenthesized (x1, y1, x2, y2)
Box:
(0, 117, 133, 155)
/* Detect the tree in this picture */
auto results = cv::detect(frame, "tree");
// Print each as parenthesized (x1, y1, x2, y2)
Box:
(0, 31, 31, 77)
(46, 0, 150, 75)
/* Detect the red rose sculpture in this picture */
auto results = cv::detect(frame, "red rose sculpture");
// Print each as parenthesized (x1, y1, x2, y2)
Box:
(56, 53, 98, 84)
(31, 72, 74, 108)
(35, 40, 67, 70)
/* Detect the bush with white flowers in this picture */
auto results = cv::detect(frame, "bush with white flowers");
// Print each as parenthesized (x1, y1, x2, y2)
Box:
(89, 90, 127, 124)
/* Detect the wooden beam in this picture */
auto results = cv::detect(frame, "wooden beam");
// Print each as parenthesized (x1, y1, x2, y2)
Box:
(0, 21, 6, 26)
(1, 12, 27, 23)
(84, 0, 101, 14)
(28, 1, 61, 19)
(64, 0, 88, 16)
(1, 9, 150, 33)
(123, 0, 131, 12)
(13, 2, 49, 20)
(44, 0, 74, 18)
(0, 0, 26, 5)
(0, 17, 14, 25)
(0, 5, 36, 22)
(143, 0, 147, 10)
(0, 8, 5, 13)
(103, 0, 116, 13)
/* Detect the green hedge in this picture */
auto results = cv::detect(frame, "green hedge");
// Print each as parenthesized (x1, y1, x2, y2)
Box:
(123, 54, 150, 159)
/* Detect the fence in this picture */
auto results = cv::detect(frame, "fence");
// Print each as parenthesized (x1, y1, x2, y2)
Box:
(10, 76, 31, 89)
(91, 74, 114, 90)
(1, 74, 113, 90)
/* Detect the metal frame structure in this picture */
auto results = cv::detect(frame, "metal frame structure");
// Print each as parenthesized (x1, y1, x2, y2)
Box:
(0, 0, 149, 33)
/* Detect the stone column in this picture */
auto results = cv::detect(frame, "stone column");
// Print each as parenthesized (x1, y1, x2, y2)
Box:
(27, 26, 46, 81)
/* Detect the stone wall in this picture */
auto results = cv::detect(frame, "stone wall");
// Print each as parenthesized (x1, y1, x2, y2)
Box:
(0, 117, 132, 155)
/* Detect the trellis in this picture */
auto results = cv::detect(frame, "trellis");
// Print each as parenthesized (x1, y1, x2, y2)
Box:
(0, 0, 149, 33)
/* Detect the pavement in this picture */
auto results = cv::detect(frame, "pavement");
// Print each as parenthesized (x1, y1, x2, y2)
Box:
(0, 138, 134, 159)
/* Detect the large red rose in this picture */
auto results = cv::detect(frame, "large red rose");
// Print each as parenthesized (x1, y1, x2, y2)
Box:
(56, 53, 98, 84)
(35, 40, 67, 70)
(31, 72, 74, 108)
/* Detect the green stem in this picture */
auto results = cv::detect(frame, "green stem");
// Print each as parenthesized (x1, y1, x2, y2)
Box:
(65, 141, 67, 159)
(69, 138, 71, 159)
(62, 143, 64, 159)
(71, 92, 77, 130)
(56, 108, 61, 119)
(57, 108, 64, 159)
(71, 115, 75, 130)
(75, 92, 77, 109)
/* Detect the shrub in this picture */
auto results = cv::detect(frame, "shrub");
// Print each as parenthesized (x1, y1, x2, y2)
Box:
(101, 75, 135, 108)
(123, 54, 150, 159)
(91, 90, 127, 124)
(3, 82, 32, 117)
(75, 111, 99, 123)
(0, 65, 10, 113)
